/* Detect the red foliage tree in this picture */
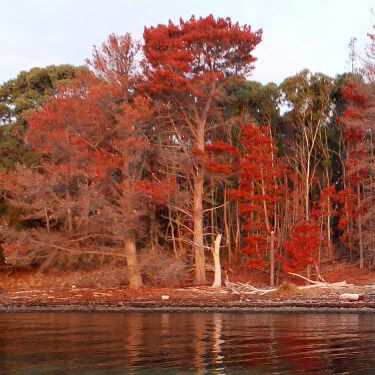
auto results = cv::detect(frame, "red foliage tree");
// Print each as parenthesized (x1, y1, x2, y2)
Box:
(225, 123, 284, 272)
(338, 79, 374, 268)
(283, 221, 320, 273)
(142, 15, 262, 284)
(85, 33, 141, 102)
(2, 70, 172, 288)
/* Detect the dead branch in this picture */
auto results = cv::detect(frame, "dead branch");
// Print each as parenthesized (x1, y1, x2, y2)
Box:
(288, 272, 354, 288)
(223, 271, 355, 297)
(288, 272, 323, 285)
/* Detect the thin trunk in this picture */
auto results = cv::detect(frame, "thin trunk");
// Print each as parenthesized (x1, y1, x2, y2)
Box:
(211, 178, 215, 248)
(306, 264, 311, 284)
(66, 190, 73, 233)
(260, 164, 270, 232)
(150, 207, 158, 253)
(270, 231, 275, 287)
(305, 168, 310, 221)
(44, 205, 50, 232)
(319, 219, 323, 265)
(235, 201, 240, 254)
(167, 207, 178, 259)
(327, 207, 332, 256)
(358, 184, 364, 269)
(223, 184, 232, 265)
(176, 212, 185, 258)
(326, 169, 332, 257)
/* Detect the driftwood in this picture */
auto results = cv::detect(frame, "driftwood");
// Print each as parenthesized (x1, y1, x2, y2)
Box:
(224, 276, 277, 295)
(224, 271, 356, 296)
(288, 272, 354, 289)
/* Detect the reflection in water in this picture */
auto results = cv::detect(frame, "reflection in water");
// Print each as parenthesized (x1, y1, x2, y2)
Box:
(212, 313, 225, 375)
(0, 312, 375, 374)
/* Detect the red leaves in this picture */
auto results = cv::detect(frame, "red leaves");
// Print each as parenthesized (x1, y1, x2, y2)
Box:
(341, 82, 368, 108)
(226, 123, 284, 270)
(143, 15, 262, 96)
(283, 221, 320, 272)
(205, 161, 233, 175)
(205, 141, 239, 156)
(136, 177, 175, 206)
(24, 66, 170, 224)
(2, 243, 21, 255)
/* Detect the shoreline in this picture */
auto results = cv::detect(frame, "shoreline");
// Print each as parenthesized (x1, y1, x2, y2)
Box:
(2, 301, 375, 314)
(2, 282, 375, 314)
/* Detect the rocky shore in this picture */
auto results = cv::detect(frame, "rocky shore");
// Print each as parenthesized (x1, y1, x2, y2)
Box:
(2, 285, 375, 313)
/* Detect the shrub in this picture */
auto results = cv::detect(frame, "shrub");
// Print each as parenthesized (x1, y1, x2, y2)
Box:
(141, 249, 188, 286)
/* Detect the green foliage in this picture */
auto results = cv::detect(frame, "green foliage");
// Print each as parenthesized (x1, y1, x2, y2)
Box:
(0, 64, 83, 171)
(224, 79, 281, 124)
(0, 64, 84, 127)
(0, 125, 40, 171)
(222, 78, 286, 153)
(281, 69, 333, 125)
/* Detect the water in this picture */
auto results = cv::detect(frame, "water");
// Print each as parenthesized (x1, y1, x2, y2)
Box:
(0, 313, 375, 374)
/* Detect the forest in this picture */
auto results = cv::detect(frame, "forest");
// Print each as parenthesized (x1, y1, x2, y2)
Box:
(0, 15, 374, 289)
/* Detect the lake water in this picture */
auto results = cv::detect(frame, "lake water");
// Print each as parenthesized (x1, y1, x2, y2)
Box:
(0, 312, 375, 374)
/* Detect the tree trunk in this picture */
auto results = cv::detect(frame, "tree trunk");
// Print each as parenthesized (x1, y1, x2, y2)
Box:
(260, 164, 270, 232)
(270, 231, 275, 287)
(235, 201, 240, 255)
(193, 117, 206, 285)
(223, 184, 232, 264)
(212, 234, 222, 288)
(167, 207, 178, 259)
(124, 236, 143, 289)
(44, 205, 50, 232)
(193, 168, 206, 284)
(306, 264, 311, 284)
(358, 184, 364, 270)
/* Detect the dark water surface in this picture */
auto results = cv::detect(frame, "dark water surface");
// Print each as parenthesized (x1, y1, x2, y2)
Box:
(0, 313, 375, 374)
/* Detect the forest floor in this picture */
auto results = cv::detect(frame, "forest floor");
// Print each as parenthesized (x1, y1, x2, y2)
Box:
(1, 262, 375, 313)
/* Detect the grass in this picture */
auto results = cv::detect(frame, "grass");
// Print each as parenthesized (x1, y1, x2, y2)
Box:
(274, 282, 300, 295)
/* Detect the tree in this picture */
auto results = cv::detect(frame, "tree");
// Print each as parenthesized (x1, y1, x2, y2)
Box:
(224, 79, 281, 129)
(283, 220, 320, 274)
(338, 78, 375, 268)
(228, 123, 283, 279)
(86, 33, 141, 102)
(281, 70, 333, 221)
(143, 15, 262, 284)
(0, 65, 82, 171)
(0, 64, 82, 128)
(1, 67, 172, 288)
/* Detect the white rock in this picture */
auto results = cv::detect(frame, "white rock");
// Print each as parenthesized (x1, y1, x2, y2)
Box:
(339, 293, 362, 301)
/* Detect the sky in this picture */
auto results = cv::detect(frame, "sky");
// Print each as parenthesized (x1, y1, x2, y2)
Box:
(1, 0, 374, 85)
